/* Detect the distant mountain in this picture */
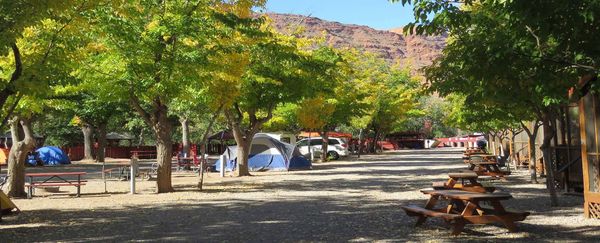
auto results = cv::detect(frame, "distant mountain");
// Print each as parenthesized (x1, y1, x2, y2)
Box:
(266, 13, 446, 74)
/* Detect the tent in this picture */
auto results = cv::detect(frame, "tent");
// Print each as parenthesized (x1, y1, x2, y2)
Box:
(215, 133, 311, 171)
(0, 191, 19, 214)
(35, 146, 71, 165)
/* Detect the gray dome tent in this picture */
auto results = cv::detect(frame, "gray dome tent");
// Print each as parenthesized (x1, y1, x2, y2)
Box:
(215, 133, 311, 171)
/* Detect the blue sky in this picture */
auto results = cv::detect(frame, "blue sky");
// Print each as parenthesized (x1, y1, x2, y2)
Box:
(259, 0, 415, 30)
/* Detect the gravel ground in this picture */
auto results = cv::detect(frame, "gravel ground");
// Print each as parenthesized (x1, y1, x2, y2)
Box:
(1, 147, 600, 242)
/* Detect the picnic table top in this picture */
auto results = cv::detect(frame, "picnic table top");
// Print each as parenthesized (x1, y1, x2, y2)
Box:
(469, 154, 496, 157)
(465, 152, 482, 155)
(470, 161, 499, 165)
(26, 172, 87, 177)
(448, 172, 478, 179)
(420, 189, 512, 200)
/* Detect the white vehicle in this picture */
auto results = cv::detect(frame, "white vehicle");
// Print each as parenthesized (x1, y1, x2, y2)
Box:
(296, 137, 349, 160)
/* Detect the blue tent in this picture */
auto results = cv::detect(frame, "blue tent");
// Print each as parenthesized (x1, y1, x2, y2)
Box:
(215, 133, 311, 172)
(35, 146, 71, 165)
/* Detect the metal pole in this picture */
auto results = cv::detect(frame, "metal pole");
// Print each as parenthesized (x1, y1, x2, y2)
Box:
(130, 156, 137, 194)
(220, 154, 225, 177)
(102, 159, 107, 193)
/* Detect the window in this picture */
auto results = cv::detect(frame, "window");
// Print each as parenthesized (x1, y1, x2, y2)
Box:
(328, 139, 340, 145)
(297, 140, 308, 146)
(310, 139, 323, 146)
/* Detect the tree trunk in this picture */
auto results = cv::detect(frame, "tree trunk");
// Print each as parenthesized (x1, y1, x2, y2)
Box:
(521, 121, 540, 184)
(6, 117, 35, 198)
(82, 123, 94, 160)
(541, 114, 559, 206)
(357, 129, 363, 158)
(509, 132, 517, 169)
(320, 131, 329, 162)
(527, 134, 538, 183)
(235, 139, 252, 176)
(489, 133, 497, 155)
(96, 122, 107, 163)
(197, 107, 222, 189)
(371, 129, 380, 154)
(152, 108, 174, 193)
(137, 128, 145, 146)
(308, 132, 313, 161)
(224, 106, 272, 177)
(180, 117, 190, 156)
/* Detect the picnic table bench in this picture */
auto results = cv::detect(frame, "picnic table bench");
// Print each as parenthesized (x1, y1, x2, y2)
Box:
(25, 172, 86, 198)
(401, 189, 530, 235)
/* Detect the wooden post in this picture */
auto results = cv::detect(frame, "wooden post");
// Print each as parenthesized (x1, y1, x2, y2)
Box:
(580, 93, 592, 217)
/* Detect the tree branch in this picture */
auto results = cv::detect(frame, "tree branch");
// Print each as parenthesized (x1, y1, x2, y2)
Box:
(9, 43, 22, 83)
(129, 86, 153, 125)
(0, 94, 22, 131)
(234, 103, 243, 121)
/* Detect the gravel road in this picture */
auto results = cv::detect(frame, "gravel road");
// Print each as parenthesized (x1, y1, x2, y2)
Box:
(1, 148, 599, 242)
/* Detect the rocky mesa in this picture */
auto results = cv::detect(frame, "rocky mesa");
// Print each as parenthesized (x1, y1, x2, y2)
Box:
(266, 13, 446, 74)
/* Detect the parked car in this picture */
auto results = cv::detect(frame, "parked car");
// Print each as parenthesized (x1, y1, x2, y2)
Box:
(296, 137, 349, 160)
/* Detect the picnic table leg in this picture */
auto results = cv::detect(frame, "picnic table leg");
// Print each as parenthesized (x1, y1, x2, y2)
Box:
(27, 176, 33, 199)
(468, 163, 475, 171)
(446, 178, 457, 188)
(450, 220, 465, 236)
(445, 199, 466, 235)
(76, 174, 81, 197)
(416, 195, 439, 226)
(461, 201, 479, 216)
(490, 200, 518, 232)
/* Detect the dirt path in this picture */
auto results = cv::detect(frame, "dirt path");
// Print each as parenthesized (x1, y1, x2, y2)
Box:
(1, 148, 599, 242)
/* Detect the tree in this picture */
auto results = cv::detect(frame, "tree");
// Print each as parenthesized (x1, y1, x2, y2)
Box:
(5, 113, 36, 197)
(80, 1, 264, 192)
(220, 27, 341, 176)
(1, 4, 89, 197)
(0, 1, 87, 128)
(71, 94, 127, 162)
(293, 47, 369, 161)
(296, 96, 335, 161)
(400, 95, 456, 139)
(368, 66, 420, 152)
(336, 50, 420, 155)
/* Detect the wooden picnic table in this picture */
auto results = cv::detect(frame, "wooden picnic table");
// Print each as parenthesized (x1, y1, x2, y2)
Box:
(468, 161, 510, 178)
(433, 172, 495, 193)
(401, 189, 530, 235)
(176, 157, 195, 171)
(25, 172, 87, 198)
(464, 148, 484, 154)
(469, 154, 497, 161)
(462, 152, 491, 163)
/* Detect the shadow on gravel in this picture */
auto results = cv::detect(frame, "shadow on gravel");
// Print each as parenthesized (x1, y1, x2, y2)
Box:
(3, 148, 597, 242)
(2, 196, 598, 242)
